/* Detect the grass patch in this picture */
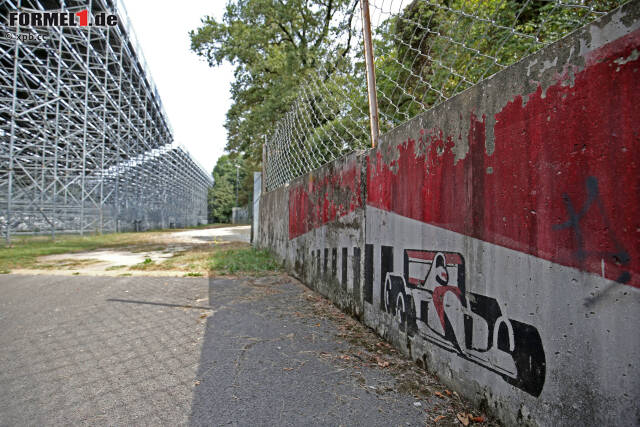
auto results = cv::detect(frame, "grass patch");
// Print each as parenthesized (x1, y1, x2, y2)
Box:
(132, 242, 247, 274)
(0, 232, 161, 271)
(130, 257, 155, 270)
(184, 272, 203, 277)
(208, 247, 280, 275)
(0, 225, 257, 276)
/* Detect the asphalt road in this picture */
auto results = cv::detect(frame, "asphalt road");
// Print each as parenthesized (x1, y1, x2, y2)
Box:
(0, 274, 447, 426)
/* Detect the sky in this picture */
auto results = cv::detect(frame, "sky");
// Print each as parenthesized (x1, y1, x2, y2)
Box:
(121, 0, 234, 175)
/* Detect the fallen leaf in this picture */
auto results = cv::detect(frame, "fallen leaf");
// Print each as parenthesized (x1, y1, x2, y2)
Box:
(470, 415, 485, 423)
(444, 389, 452, 396)
(199, 313, 207, 319)
(374, 356, 389, 367)
(434, 415, 446, 423)
(457, 413, 470, 426)
(283, 367, 294, 371)
(435, 391, 445, 399)
(194, 380, 200, 386)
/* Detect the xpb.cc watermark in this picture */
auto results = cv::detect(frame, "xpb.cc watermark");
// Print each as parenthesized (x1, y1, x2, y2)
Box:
(4, 32, 47, 42)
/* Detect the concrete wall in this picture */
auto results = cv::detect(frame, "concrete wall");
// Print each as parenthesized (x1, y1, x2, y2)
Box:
(258, 152, 366, 316)
(252, 172, 261, 245)
(257, 3, 640, 425)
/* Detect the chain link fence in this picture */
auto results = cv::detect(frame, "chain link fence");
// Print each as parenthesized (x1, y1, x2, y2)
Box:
(264, 0, 622, 191)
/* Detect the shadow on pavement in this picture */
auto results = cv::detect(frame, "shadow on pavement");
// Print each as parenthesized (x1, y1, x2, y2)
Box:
(107, 298, 212, 310)
(189, 275, 432, 426)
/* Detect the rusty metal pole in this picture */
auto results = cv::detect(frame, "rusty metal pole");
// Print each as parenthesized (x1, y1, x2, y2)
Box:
(262, 137, 267, 194)
(360, 0, 379, 148)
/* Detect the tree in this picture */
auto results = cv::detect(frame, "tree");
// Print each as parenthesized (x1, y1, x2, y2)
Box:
(374, 0, 624, 130)
(190, 0, 360, 164)
(208, 155, 251, 223)
(194, 0, 624, 185)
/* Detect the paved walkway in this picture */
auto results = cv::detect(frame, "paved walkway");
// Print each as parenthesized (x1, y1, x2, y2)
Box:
(0, 273, 489, 426)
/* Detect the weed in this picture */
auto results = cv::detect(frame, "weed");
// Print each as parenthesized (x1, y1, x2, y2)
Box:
(130, 257, 155, 270)
(209, 247, 279, 275)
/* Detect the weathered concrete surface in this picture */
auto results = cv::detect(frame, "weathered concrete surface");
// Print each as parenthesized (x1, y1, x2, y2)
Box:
(288, 153, 366, 317)
(364, 3, 640, 425)
(257, 183, 290, 261)
(0, 274, 492, 426)
(258, 2, 640, 426)
(252, 172, 262, 245)
(258, 153, 367, 317)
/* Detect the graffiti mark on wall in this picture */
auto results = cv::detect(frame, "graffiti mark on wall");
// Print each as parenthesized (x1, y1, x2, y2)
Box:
(383, 249, 545, 397)
(553, 176, 631, 285)
(366, 28, 640, 288)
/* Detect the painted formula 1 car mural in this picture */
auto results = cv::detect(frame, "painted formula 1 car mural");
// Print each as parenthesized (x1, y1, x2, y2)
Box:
(384, 249, 546, 397)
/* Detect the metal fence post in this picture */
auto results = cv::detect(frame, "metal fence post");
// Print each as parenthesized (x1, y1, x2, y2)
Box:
(360, 0, 379, 148)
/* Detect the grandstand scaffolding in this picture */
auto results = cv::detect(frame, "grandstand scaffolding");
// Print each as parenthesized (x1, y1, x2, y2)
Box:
(0, 0, 212, 240)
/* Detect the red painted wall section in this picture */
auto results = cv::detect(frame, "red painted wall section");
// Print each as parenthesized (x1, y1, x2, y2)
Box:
(367, 28, 640, 288)
(289, 156, 362, 239)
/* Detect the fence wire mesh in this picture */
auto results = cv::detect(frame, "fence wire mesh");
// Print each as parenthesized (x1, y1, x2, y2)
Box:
(264, 0, 622, 191)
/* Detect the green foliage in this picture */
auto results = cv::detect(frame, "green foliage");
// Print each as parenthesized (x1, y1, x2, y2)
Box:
(130, 257, 155, 270)
(208, 247, 280, 274)
(184, 272, 204, 277)
(209, 154, 252, 223)
(192, 0, 624, 169)
(374, 0, 624, 130)
(190, 0, 359, 163)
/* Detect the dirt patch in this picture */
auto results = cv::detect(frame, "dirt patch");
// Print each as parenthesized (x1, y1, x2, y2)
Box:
(7, 226, 253, 277)
(39, 250, 174, 268)
(167, 225, 251, 244)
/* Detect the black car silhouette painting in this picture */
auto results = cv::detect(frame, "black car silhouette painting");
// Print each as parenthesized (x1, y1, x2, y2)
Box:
(384, 249, 546, 397)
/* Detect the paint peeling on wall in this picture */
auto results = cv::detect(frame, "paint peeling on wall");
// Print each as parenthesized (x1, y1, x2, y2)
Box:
(258, 4, 640, 425)
(367, 28, 640, 288)
(288, 157, 362, 239)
